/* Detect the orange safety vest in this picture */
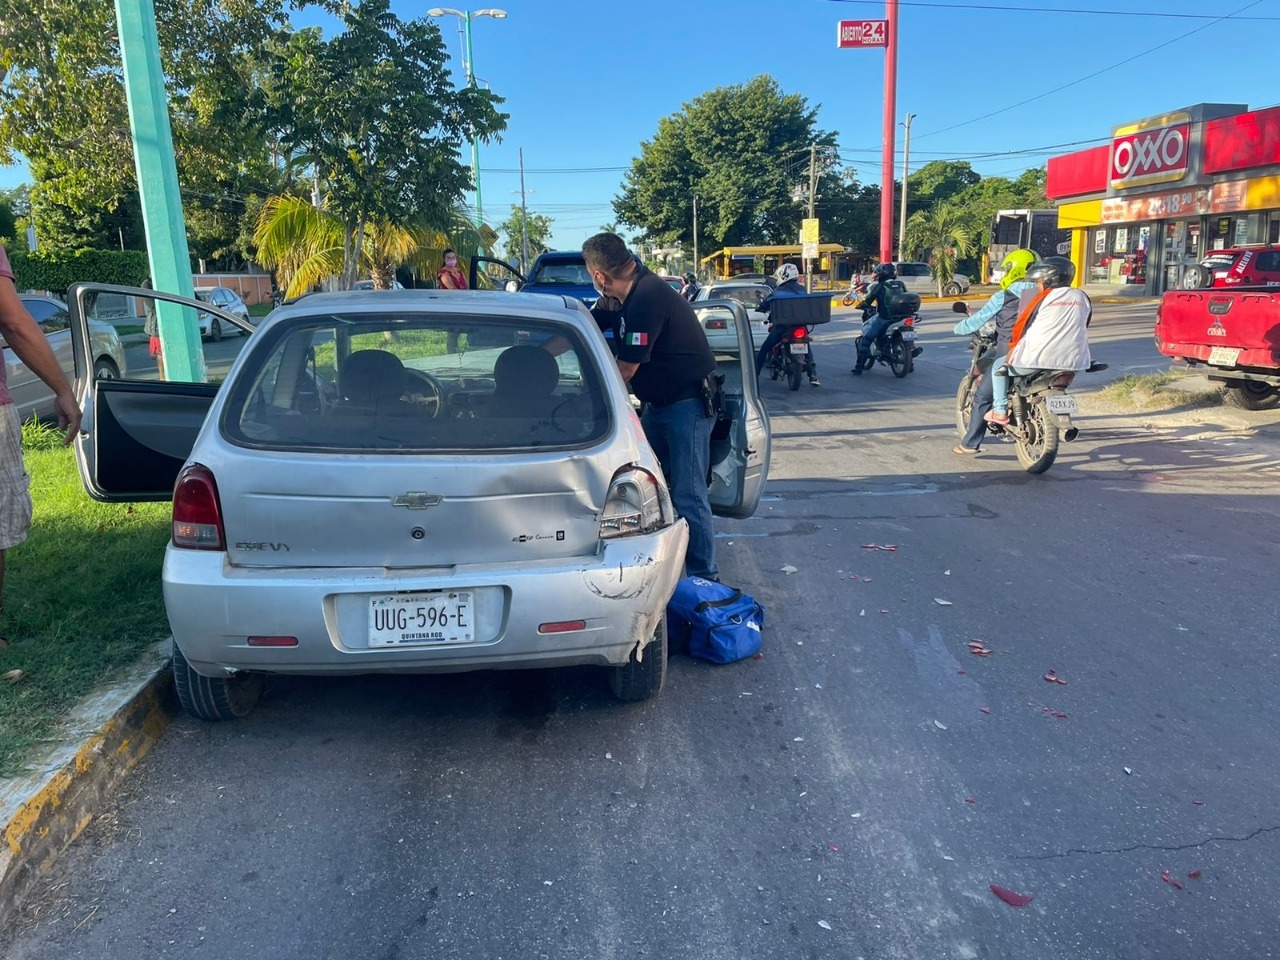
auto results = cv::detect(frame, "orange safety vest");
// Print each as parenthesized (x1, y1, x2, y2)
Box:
(1006, 287, 1052, 356)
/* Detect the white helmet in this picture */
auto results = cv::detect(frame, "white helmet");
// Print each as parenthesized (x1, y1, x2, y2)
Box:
(776, 263, 800, 283)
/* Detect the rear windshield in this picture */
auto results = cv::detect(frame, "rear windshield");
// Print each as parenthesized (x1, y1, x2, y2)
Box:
(712, 286, 769, 309)
(1202, 254, 1236, 270)
(529, 259, 592, 286)
(221, 313, 613, 452)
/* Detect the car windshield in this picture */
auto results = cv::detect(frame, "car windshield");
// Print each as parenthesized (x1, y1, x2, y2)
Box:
(529, 260, 592, 285)
(221, 313, 612, 453)
(710, 286, 768, 309)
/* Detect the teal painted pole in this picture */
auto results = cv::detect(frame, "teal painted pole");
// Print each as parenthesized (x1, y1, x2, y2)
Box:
(115, 0, 204, 382)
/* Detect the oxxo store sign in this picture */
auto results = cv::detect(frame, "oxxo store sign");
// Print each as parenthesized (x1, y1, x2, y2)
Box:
(1110, 112, 1192, 189)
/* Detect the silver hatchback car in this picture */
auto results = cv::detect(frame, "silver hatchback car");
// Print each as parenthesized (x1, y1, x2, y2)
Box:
(67, 285, 770, 720)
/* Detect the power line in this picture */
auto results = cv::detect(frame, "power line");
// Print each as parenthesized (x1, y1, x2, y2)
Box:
(822, 0, 1279, 19)
(911, 0, 1265, 141)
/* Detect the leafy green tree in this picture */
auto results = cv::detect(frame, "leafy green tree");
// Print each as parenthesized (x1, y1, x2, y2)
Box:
(0, 0, 286, 250)
(267, 1, 507, 289)
(903, 203, 973, 295)
(254, 195, 495, 297)
(497, 205, 553, 270)
(614, 76, 836, 251)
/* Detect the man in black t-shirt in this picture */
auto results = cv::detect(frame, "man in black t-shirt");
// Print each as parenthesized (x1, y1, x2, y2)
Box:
(582, 233, 719, 580)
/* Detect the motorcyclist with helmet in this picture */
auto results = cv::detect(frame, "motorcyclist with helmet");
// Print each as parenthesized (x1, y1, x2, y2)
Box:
(680, 272, 700, 302)
(754, 263, 819, 385)
(951, 248, 1038, 454)
(985, 255, 1092, 426)
(851, 261, 899, 374)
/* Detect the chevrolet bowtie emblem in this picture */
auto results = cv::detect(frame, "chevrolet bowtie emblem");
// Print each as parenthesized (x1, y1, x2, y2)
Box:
(392, 493, 443, 510)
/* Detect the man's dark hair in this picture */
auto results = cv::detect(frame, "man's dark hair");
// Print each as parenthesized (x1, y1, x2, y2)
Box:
(582, 233, 634, 277)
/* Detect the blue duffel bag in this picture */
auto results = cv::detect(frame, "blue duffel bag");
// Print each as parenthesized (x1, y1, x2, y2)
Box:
(667, 577, 765, 664)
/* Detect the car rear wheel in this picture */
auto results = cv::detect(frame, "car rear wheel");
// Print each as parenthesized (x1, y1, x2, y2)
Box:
(94, 357, 120, 380)
(209, 317, 223, 342)
(1181, 265, 1213, 289)
(609, 616, 667, 702)
(1220, 381, 1280, 410)
(944, 282, 962, 297)
(172, 641, 263, 721)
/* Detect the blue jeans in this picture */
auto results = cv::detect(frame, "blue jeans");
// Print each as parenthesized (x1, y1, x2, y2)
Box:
(857, 315, 892, 360)
(755, 325, 787, 375)
(962, 370, 994, 449)
(642, 398, 718, 580)
(992, 364, 1035, 414)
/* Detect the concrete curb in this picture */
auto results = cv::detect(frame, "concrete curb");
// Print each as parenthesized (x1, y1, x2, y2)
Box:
(0, 642, 174, 929)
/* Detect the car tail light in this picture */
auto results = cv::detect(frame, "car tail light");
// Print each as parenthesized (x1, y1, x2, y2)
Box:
(706, 318, 728, 329)
(248, 636, 299, 647)
(172, 464, 226, 550)
(599, 467, 671, 539)
(1049, 372, 1076, 388)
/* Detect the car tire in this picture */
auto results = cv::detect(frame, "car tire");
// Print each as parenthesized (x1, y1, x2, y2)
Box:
(94, 357, 120, 380)
(1220, 382, 1280, 410)
(209, 317, 223, 342)
(608, 616, 667, 702)
(172, 641, 263, 721)
(1181, 265, 1213, 289)
(944, 282, 962, 297)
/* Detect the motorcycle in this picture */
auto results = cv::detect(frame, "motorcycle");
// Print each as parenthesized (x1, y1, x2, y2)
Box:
(952, 301, 1107, 474)
(842, 277, 867, 307)
(854, 311, 921, 378)
(766, 322, 818, 391)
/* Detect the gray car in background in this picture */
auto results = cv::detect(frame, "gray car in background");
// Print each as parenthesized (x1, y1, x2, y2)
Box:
(12, 295, 127, 422)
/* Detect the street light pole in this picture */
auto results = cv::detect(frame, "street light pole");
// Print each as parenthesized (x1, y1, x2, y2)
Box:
(428, 8, 506, 241)
(897, 113, 915, 262)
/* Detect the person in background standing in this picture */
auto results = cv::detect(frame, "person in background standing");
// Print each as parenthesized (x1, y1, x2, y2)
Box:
(0, 244, 83, 635)
(437, 249, 468, 290)
(141, 277, 165, 380)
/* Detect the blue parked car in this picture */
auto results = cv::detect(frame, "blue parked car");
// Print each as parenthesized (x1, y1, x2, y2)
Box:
(471, 252, 599, 308)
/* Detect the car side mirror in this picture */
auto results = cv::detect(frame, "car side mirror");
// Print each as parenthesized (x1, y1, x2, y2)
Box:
(504, 280, 520, 293)
(952, 301, 969, 314)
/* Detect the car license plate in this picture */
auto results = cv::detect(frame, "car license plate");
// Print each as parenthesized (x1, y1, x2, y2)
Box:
(789, 343, 809, 354)
(1208, 346, 1241, 366)
(900, 330, 917, 341)
(369, 591, 474, 646)
(1046, 394, 1078, 415)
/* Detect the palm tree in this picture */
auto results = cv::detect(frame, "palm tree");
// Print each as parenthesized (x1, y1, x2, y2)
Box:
(903, 203, 974, 296)
(253, 195, 497, 297)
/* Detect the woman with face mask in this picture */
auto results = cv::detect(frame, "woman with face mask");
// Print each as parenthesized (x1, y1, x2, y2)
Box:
(437, 249, 468, 290)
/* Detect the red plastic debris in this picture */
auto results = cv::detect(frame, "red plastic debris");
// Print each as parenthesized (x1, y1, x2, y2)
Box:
(1187, 870, 1202, 880)
(1041, 707, 1069, 719)
(964, 797, 976, 804)
(1043, 670, 1069, 685)
(1161, 869, 1184, 891)
(980, 707, 991, 715)
(827, 844, 840, 852)
(1192, 799, 1205, 806)
(956, 669, 967, 675)
(989, 884, 1033, 907)
(968, 642, 992, 657)
(752, 653, 764, 661)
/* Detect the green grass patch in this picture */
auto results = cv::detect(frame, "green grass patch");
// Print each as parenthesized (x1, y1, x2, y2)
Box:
(1098, 372, 1220, 411)
(115, 323, 145, 336)
(0, 443, 170, 777)
(248, 303, 273, 318)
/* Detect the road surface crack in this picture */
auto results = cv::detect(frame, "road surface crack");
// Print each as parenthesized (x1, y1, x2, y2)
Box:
(1018, 824, 1280, 860)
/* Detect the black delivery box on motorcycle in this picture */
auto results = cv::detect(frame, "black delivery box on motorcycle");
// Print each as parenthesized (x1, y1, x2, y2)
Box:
(768, 293, 833, 327)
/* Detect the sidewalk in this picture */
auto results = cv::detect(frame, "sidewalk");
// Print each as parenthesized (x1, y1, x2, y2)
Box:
(0, 642, 174, 929)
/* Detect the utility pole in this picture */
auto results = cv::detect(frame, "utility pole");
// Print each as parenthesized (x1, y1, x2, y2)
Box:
(518, 147, 530, 274)
(692, 194, 699, 278)
(897, 113, 915, 263)
(806, 144, 819, 292)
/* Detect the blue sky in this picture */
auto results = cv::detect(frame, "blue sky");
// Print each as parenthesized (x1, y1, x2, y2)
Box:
(3, 0, 1278, 252)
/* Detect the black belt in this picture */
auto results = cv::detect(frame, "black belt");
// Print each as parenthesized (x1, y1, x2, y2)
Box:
(646, 384, 703, 409)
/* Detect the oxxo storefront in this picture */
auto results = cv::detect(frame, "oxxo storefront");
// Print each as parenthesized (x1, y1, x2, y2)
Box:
(1047, 103, 1280, 295)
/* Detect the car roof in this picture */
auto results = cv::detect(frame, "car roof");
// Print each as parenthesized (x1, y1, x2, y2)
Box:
(273, 288, 588, 319)
(531, 251, 585, 262)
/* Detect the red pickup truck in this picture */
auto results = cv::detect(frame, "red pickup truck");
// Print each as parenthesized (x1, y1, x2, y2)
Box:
(1154, 289, 1280, 410)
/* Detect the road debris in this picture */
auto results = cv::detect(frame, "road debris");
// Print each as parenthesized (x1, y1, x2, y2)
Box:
(1041, 707, 1069, 719)
(964, 796, 977, 804)
(781, 564, 799, 575)
(861, 544, 898, 551)
(1043, 669, 1069, 685)
(2, 668, 23, 683)
(1161, 869, 1184, 891)
(818, 920, 832, 931)
(934, 598, 954, 606)
(968, 641, 992, 657)
(990, 884, 1034, 907)
(979, 707, 991, 715)
(1187, 870, 1202, 879)
(933, 720, 948, 730)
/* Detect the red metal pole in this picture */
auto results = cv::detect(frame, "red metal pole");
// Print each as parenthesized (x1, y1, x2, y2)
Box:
(879, 0, 899, 264)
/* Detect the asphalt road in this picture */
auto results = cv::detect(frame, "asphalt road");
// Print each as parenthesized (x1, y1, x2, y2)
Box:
(7, 301, 1280, 960)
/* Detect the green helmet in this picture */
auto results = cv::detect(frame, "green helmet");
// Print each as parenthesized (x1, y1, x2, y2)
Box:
(999, 249, 1037, 290)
